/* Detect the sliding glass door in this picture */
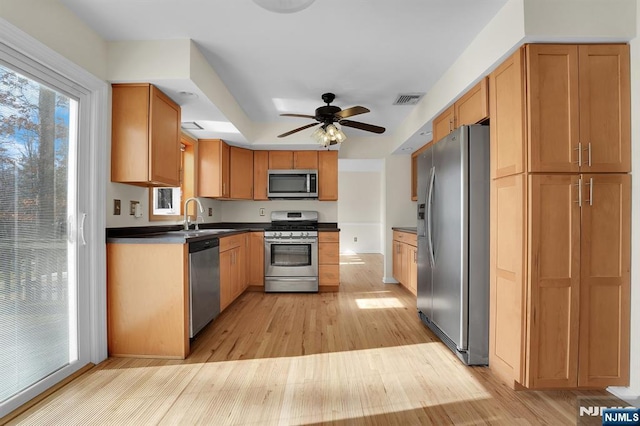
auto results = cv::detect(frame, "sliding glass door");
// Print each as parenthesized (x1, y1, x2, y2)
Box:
(0, 57, 86, 416)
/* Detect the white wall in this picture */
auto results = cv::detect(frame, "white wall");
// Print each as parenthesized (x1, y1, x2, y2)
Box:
(610, 0, 640, 403)
(0, 0, 108, 80)
(217, 200, 337, 223)
(381, 155, 417, 282)
(338, 160, 384, 254)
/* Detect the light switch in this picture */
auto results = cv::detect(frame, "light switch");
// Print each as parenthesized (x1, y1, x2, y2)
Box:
(114, 199, 121, 215)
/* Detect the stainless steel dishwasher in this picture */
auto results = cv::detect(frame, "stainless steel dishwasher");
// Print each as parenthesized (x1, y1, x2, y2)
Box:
(188, 237, 220, 338)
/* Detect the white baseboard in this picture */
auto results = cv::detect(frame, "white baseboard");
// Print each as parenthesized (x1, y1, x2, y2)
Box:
(382, 276, 399, 284)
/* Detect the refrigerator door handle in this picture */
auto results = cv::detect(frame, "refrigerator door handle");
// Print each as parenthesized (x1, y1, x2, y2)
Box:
(427, 166, 436, 267)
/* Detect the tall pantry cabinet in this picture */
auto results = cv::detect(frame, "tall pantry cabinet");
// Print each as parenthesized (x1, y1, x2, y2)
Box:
(489, 44, 630, 390)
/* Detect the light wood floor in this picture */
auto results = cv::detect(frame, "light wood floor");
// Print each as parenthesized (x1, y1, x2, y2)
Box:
(6, 254, 610, 425)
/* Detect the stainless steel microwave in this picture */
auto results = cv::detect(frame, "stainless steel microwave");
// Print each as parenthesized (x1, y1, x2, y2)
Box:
(267, 169, 318, 199)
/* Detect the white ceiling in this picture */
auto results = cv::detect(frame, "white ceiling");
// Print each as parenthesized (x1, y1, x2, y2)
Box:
(60, 0, 508, 154)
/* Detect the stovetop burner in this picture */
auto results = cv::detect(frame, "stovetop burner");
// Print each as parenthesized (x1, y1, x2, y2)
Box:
(268, 210, 318, 232)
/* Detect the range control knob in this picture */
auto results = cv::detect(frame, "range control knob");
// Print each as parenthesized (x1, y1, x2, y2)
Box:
(289, 232, 294, 238)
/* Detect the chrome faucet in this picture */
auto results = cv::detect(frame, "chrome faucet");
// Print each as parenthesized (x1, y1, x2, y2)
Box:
(183, 197, 204, 230)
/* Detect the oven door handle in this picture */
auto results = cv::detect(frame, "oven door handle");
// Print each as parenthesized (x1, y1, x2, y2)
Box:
(264, 239, 318, 244)
(265, 277, 318, 282)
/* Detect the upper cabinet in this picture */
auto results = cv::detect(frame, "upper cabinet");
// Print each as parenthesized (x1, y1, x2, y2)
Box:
(527, 44, 630, 173)
(491, 44, 630, 178)
(268, 151, 318, 169)
(198, 139, 230, 198)
(432, 78, 489, 144)
(253, 151, 269, 200)
(198, 140, 254, 200)
(318, 151, 338, 201)
(111, 83, 181, 187)
(229, 146, 254, 199)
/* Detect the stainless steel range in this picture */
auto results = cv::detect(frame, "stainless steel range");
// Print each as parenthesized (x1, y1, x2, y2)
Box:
(264, 211, 319, 292)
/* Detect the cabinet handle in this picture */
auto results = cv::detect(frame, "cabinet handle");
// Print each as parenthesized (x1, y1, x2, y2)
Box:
(585, 177, 593, 206)
(414, 251, 417, 262)
(223, 182, 226, 196)
(574, 143, 583, 167)
(574, 178, 582, 207)
(587, 143, 592, 167)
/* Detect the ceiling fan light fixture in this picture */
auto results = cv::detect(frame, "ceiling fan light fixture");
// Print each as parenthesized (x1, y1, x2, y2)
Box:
(252, 0, 315, 13)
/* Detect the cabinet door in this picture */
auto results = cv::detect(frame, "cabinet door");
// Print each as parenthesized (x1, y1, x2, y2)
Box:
(489, 174, 527, 386)
(527, 45, 580, 173)
(455, 78, 488, 127)
(407, 245, 417, 296)
(578, 174, 630, 387)
(318, 150, 338, 200)
(489, 48, 526, 179)
(432, 105, 454, 144)
(248, 232, 264, 286)
(528, 175, 580, 388)
(269, 151, 294, 169)
(578, 45, 631, 173)
(392, 241, 402, 283)
(294, 151, 318, 169)
(149, 85, 181, 186)
(220, 249, 233, 311)
(253, 151, 269, 200)
(197, 139, 228, 198)
(230, 146, 254, 199)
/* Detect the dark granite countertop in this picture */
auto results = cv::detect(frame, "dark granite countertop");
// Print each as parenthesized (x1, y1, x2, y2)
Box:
(392, 227, 417, 234)
(106, 222, 340, 243)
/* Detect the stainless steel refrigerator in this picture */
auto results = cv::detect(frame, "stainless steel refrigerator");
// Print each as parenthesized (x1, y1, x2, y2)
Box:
(416, 125, 490, 365)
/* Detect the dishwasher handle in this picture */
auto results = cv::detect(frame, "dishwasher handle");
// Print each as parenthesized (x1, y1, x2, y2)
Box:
(189, 238, 220, 253)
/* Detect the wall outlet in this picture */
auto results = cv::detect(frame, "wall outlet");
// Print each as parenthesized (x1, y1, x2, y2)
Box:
(113, 199, 121, 215)
(353, 236, 358, 242)
(129, 201, 139, 215)
(208, 207, 213, 217)
(259, 208, 265, 216)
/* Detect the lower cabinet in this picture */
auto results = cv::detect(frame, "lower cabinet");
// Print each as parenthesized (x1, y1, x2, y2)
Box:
(490, 173, 631, 389)
(247, 231, 265, 288)
(220, 233, 248, 311)
(107, 243, 189, 359)
(392, 230, 417, 296)
(318, 231, 340, 290)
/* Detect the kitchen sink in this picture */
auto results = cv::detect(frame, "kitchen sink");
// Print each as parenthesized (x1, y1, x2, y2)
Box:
(166, 229, 236, 238)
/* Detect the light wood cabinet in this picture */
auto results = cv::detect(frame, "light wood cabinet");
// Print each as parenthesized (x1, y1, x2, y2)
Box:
(198, 139, 230, 198)
(111, 83, 181, 187)
(489, 43, 631, 390)
(107, 243, 189, 359)
(253, 151, 269, 200)
(220, 234, 248, 310)
(199, 141, 254, 200)
(294, 151, 318, 169)
(267, 151, 318, 169)
(318, 151, 338, 201)
(229, 146, 254, 199)
(392, 231, 417, 296)
(432, 78, 489, 144)
(410, 141, 432, 201)
(432, 105, 455, 145)
(318, 231, 340, 290)
(268, 151, 293, 169)
(248, 232, 265, 287)
(526, 44, 630, 173)
(455, 78, 489, 128)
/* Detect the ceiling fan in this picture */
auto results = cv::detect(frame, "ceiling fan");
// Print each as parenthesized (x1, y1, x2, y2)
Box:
(277, 93, 386, 142)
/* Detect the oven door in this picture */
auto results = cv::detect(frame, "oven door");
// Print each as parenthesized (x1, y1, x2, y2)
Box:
(264, 238, 318, 278)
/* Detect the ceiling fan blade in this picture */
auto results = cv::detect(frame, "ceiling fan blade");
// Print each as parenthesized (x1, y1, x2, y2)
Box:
(280, 113, 316, 119)
(339, 119, 386, 134)
(335, 106, 370, 119)
(277, 122, 319, 138)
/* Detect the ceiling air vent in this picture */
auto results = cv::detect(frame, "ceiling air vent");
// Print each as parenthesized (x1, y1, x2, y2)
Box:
(181, 121, 203, 130)
(393, 93, 424, 105)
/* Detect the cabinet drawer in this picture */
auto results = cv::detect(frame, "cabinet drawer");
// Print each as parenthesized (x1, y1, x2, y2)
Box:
(219, 233, 245, 252)
(319, 265, 340, 286)
(319, 242, 339, 264)
(393, 231, 417, 246)
(318, 232, 339, 243)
